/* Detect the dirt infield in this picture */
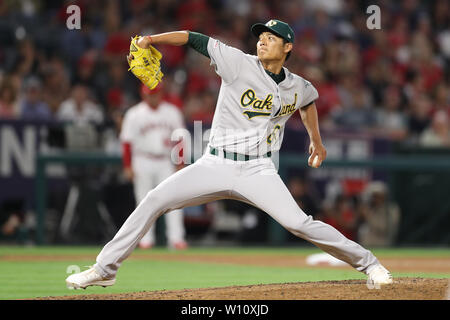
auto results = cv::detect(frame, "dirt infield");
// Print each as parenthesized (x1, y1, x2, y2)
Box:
(14, 251, 447, 300)
(39, 278, 448, 300)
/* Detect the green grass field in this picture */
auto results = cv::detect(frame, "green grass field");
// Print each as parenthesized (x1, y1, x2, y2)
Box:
(0, 246, 449, 300)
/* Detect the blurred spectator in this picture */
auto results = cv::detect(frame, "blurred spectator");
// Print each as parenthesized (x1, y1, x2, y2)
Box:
(304, 0, 344, 16)
(387, 15, 410, 51)
(320, 180, 358, 234)
(320, 40, 340, 78)
(176, 0, 215, 33)
(0, 199, 25, 240)
(332, 86, 376, 129)
(40, 58, 70, 116)
(60, 11, 107, 65)
(293, 30, 322, 66)
(320, 194, 359, 241)
(184, 53, 220, 95)
(57, 84, 104, 124)
(13, 38, 37, 78)
(162, 74, 185, 110)
(303, 65, 340, 125)
(190, 90, 216, 125)
(20, 77, 52, 121)
(334, 194, 359, 241)
(437, 30, 450, 60)
(407, 93, 432, 141)
(431, 83, 450, 117)
(73, 51, 99, 89)
(335, 72, 358, 111)
(103, 0, 132, 64)
(336, 40, 361, 75)
(0, 77, 19, 119)
(102, 108, 124, 155)
(0, 1, 448, 141)
(432, 0, 450, 33)
(358, 181, 401, 247)
(374, 86, 408, 140)
(287, 176, 319, 218)
(309, 8, 337, 45)
(408, 33, 443, 93)
(183, 93, 205, 124)
(419, 110, 450, 147)
(365, 58, 396, 106)
(96, 58, 139, 112)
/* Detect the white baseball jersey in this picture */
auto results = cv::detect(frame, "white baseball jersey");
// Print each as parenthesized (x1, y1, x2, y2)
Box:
(120, 100, 186, 247)
(206, 37, 318, 156)
(120, 101, 184, 167)
(93, 34, 379, 280)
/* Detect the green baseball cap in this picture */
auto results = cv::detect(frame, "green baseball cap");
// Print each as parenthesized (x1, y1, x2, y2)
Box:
(251, 19, 295, 43)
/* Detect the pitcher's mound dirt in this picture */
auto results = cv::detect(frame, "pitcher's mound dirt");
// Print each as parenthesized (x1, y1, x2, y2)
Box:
(40, 278, 448, 300)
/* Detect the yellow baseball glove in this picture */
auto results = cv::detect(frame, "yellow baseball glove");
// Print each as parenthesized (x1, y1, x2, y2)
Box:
(127, 36, 164, 90)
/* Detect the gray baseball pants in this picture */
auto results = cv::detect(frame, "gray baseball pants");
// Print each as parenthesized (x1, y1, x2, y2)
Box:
(94, 152, 379, 278)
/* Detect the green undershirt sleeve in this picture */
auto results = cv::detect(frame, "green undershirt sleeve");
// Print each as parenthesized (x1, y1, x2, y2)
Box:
(187, 31, 210, 58)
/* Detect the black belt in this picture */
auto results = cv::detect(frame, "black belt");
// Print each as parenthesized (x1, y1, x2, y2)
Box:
(209, 147, 271, 161)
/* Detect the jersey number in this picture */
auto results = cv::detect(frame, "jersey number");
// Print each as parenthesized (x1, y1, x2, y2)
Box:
(267, 125, 281, 144)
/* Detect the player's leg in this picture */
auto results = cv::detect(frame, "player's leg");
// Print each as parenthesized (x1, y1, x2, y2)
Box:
(232, 158, 379, 273)
(133, 170, 156, 248)
(93, 154, 235, 278)
(164, 209, 186, 248)
(157, 162, 186, 249)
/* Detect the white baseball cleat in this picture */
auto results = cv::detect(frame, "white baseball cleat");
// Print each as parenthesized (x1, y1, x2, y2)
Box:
(66, 266, 115, 290)
(367, 264, 393, 285)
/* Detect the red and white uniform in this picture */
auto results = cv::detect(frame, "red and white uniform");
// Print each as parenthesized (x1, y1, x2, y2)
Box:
(120, 100, 186, 247)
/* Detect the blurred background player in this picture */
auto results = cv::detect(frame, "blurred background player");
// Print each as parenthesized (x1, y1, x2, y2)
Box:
(120, 83, 187, 250)
(358, 181, 401, 247)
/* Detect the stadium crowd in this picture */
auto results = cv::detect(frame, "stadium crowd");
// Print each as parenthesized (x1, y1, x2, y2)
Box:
(0, 0, 449, 145)
(0, 0, 449, 245)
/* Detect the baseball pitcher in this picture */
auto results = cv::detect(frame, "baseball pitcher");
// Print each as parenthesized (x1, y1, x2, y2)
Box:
(67, 19, 393, 289)
(121, 83, 187, 250)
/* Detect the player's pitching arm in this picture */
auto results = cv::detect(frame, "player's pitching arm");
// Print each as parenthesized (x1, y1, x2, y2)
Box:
(299, 102, 327, 168)
(138, 31, 189, 47)
(129, 30, 211, 63)
(127, 31, 190, 64)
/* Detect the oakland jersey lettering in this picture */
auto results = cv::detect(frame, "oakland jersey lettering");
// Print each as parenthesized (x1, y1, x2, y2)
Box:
(240, 89, 272, 118)
(240, 89, 299, 120)
(273, 93, 298, 118)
